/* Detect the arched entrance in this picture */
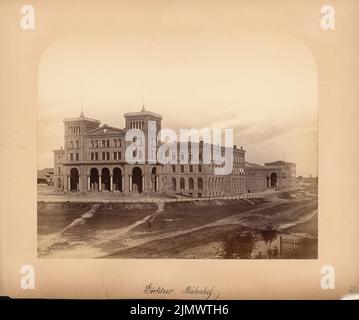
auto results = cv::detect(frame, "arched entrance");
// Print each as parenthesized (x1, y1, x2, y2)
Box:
(101, 168, 111, 191)
(132, 167, 142, 193)
(70, 168, 79, 191)
(270, 172, 277, 188)
(90, 168, 99, 191)
(151, 167, 157, 191)
(113, 167, 122, 191)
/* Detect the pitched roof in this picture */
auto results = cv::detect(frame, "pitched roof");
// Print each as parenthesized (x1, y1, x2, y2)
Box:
(264, 160, 295, 166)
(245, 162, 265, 168)
(63, 111, 101, 124)
(37, 168, 54, 179)
(124, 109, 163, 119)
(86, 124, 125, 136)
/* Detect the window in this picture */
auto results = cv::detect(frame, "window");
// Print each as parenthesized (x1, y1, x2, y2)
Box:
(172, 165, 176, 173)
(181, 165, 184, 173)
(69, 141, 73, 149)
(198, 165, 202, 173)
(102, 140, 106, 148)
(75, 141, 79, 149)
(118, 152, 121, 160)
(189, 165, 193, 173)
(198, 178, 203, 189)
(91, 153, 94, 160)
(114, 152, 117, 160)
(76, 153, 79, 161)
(91, 140, 94, 148)
(95, 152, 98, 160)
(95, 140, 98, 148)
(57, 167, 61, 174)
(113, 139, 117, 147)
(199, 152, 203, 161)
(118, 139, 122, 147)
(106, 152, 110, 160)
(102, 152, 106, 160)
(189, 178, 194, 189)
(106, 140, 110, 147)
(180, 178, 185, 189)
(69, 153, 73, 161)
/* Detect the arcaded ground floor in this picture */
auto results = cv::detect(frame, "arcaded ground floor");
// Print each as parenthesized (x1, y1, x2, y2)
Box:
(38, 182, 317, 259)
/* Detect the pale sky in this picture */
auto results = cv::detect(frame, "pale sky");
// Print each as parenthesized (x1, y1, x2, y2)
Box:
(38, 30, 318, 177)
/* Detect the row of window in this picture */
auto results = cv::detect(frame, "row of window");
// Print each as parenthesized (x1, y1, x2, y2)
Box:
(129, 120, 145, 129)
(90, 139, 122, 148)
(170, 176, 233, 190)
(169, 152, 244, 163)
(67, 153, 245, 169)
(233, 154, 245, 163)
(67, 139, 243, 164)
(69, 153, 79, 161)
(69, 141, 80, 149)
(232, 177, 245, 190)
(171, 164, 203, 173)
(171, 177, 203, 190)
(90, 152, 122, 161)
(68, 125, 80, 135)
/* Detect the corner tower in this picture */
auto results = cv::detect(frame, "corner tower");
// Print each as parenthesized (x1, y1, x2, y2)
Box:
(124, 107, 162, 162)
(63, 111, 100, 163)
(123, 107, 163, 194)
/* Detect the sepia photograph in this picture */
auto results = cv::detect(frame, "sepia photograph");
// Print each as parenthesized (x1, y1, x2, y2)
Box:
(1, 0, 358, 302)
(37, 31, 318, 259)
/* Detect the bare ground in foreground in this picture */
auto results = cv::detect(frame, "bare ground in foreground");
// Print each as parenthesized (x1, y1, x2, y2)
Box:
(37, 185, 318, 259)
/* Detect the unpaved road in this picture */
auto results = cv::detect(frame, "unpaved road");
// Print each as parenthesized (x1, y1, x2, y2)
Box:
(38, 186, 318, 259)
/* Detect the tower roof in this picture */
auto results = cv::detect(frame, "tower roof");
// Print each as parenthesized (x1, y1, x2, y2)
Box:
(63, 110, 100, 124)
(124, 108, 162, 119)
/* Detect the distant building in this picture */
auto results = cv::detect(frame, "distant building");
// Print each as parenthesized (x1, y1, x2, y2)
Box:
(245, 161, 296, 193)
(53, 109, 295, 197)
(37, 168, 54, 185)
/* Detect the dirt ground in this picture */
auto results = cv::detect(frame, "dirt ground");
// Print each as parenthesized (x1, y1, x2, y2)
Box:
(37, 183, 318, 259)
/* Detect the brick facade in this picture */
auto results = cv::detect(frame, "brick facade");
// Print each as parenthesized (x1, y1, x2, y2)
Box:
(53, 109, 295, 197)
